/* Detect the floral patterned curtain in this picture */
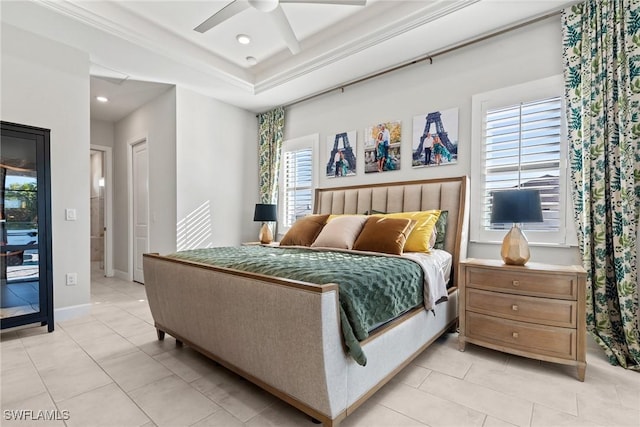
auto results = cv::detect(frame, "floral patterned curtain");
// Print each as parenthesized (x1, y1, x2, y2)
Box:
(257, 107, 285, 204)
(562, 0, 640, 369)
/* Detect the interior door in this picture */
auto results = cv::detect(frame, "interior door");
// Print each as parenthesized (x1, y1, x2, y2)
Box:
(132, 141, 149, 284)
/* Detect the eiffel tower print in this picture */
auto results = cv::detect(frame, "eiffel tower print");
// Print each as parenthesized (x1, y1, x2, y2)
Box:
(412, 108, 459, 168)
(326, 131, 357, 178)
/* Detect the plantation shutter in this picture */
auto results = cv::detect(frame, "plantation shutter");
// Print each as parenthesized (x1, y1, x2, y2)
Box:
(482, 96, 563, 232)
(283, 147, 313, 228)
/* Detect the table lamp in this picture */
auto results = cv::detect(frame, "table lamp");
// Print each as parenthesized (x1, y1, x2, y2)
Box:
(253, 203, 277, 244)
(490, 189, 543, 266)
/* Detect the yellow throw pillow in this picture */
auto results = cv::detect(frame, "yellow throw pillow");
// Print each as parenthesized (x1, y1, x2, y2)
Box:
(374, 210, 441, 252)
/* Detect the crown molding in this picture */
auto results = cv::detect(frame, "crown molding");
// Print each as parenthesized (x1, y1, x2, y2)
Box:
(35, 0, 478, 96)
(36, 0, 255, 93)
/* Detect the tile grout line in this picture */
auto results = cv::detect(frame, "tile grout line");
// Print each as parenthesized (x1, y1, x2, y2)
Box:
(462, 361, 582, 419)
(18, 331, 71, 427)
(421, 370, 532, 427)
(87, 281, 227, 426)
(57, 292, 159, 426)
(98, 277, 279, 426)
(527, 400, 534, 427)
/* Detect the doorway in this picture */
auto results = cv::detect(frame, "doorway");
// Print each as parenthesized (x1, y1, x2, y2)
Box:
(1, 121, 53, 331)
(89, 145, 113, 278)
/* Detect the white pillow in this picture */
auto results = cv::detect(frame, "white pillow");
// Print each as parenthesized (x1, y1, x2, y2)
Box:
(429, 226, 437, 249)
(311, 215, 368, 250)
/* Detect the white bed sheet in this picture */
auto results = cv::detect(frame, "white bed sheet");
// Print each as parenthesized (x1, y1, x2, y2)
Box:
(402, 249, 452, 311)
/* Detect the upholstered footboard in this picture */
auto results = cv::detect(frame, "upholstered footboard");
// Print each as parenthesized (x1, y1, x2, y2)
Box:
(144, 253, 350, 424)
(143, 253, 458, 426)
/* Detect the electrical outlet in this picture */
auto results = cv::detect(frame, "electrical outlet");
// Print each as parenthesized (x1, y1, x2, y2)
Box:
(65, 208, 77, 221)
(65, 273, 78, 286)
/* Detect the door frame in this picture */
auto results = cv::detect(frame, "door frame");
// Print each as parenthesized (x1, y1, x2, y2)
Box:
(90, 144, 114, 277)
(1, 121, 54, 331)
(128, 136, 149, 282)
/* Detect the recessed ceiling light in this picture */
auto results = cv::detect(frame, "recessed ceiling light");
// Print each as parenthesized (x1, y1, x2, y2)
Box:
(246, 56, 257, 65)
(96, 96, 109, 103)
(236, 34, 251, 45)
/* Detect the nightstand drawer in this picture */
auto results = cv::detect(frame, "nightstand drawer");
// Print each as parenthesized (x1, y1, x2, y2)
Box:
(467, 288, 577, 328)
(467, 267, 577, 300)
(466, 312, 576, 360)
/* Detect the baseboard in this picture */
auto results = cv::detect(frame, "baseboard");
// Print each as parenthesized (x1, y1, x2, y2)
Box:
(54, 303, 92, 322)
(113, 269, 130, 281)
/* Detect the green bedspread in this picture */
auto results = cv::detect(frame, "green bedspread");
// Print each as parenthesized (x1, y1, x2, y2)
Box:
(168, 246, 424, 366)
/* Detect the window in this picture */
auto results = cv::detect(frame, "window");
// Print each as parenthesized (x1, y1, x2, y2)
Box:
(278, 134, 318, 232)
(282, 148, 312, 227)
(471, 75, 576, 245)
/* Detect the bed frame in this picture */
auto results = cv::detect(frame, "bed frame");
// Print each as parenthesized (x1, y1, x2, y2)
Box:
(143, 176, 469, 426)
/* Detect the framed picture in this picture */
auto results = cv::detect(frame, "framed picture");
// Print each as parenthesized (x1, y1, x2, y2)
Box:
(364, 121, 401, 173)
(412, 108, 459, 168)
(326, 131, 357, 178)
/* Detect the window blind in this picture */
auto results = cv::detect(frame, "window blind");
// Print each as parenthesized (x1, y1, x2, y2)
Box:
(282, 147, 313, 228)
(483, 96, 562, 232)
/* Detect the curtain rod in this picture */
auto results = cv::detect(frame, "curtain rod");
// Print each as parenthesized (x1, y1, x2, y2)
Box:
(281, 8, 562, 110)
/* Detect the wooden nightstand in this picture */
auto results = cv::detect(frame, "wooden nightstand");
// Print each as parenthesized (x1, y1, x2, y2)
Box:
(458, 258, 587, 381)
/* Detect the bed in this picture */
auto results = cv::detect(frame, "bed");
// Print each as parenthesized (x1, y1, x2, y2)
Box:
(143, 176, 469, 426)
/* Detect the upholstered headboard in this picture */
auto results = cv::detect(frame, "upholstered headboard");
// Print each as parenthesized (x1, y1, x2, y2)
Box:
(314, 176, 470, 287)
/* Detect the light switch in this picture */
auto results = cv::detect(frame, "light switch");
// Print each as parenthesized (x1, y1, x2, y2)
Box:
(65, 208, 77, 221)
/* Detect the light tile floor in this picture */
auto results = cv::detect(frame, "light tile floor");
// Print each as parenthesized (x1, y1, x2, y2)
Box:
(1, 273, 639, 427)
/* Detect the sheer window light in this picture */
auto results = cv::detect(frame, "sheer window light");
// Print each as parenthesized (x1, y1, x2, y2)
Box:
(471, 75, 576, 246)
(282, 148, 313, 227)
(278, 134, 318, 232)
(484, 97, 562, 231)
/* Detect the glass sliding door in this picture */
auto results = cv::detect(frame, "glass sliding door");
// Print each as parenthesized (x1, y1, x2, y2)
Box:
(1, 122, 53, 332)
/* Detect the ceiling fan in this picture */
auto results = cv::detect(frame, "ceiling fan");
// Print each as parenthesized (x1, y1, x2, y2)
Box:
(194, 0, 367, 55)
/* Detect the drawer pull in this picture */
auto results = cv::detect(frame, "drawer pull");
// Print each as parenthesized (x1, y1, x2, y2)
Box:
(512, 304, 519, 311)
(512, 332, 519, 339)
(512, 280, 520, 287)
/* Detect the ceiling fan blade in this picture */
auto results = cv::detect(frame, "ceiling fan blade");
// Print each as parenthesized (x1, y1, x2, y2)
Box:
(279, 0, 367, 5)
(269, 5, 301, 54)
(194, 0, 251, 33)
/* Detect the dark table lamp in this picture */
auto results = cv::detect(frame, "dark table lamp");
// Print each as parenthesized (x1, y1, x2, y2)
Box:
(254, 203, 277, 244)
(490, 189, 543, 266)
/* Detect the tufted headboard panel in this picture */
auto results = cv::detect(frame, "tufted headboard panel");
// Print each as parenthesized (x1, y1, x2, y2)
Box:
(314, 176, 470, 287)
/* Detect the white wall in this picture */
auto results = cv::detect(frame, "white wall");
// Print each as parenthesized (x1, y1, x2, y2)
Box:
(1, 24, 91, 316)
(111, 86, 257, 276)
(176, 87, 259, 248)
(113, 88, 177, 276)
(283, 15, 581, 266)
(91, 119, 114, 148)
